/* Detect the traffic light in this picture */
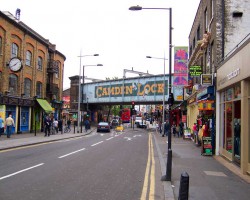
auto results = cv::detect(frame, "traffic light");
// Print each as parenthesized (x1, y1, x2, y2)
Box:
(168, 93, 174, 106)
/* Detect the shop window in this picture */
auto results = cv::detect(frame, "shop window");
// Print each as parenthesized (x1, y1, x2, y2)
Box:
(234, 84, 241, 99)
(233, 100, 241, 163)
(225, 102, 233, 152)
(11, 43, 18, 58)
(9, 74, 18, 94)
(226, 88, 233, 101)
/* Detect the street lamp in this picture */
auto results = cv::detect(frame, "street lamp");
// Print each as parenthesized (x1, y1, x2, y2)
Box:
(146, 55, 168, 136)
(77, 53, 99, 133)
(129, 5, 173, 181)
(82, 64, 103, 103)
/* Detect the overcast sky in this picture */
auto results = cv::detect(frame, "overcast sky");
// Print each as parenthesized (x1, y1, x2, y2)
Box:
(0, 0, 200, 89)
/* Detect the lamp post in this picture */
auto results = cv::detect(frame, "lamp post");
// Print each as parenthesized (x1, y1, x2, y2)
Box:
(82, 64, 103, 104)
(77, 53, 99, 133)
(146, 55, 168, 135)
(129, 5, 173, 181)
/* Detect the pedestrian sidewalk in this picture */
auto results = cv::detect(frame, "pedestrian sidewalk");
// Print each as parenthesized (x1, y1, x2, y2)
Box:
(152, 131, 250, 200)
(0, 127, 95, 150)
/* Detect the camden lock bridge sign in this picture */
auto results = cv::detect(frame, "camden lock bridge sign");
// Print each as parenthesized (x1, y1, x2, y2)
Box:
(82, 74, 183, 105)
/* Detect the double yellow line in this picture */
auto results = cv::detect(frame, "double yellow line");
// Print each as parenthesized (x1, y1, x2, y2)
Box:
(141, 133, 155, 200)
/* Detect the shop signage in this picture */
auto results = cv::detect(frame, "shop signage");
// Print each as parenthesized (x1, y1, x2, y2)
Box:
(95, 80, 168, 98)
(201, 74, 213, 86)
(218, 68, 240, 87)
(189, 66, 202, 77)
(198, 100, 214, 111)
(176, 95, 183, 101)
(202, 137, 212, 156)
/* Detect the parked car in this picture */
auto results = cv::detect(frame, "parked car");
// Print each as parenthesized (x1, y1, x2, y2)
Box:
(97, 122, 111, 133)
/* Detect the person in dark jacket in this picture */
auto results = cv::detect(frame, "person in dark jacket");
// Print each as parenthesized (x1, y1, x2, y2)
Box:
(44, 116, 52, 137)
(162, 119, 170, 137)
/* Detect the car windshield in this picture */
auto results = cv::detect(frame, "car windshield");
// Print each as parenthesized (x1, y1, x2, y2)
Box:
(99, 122, 109, 126)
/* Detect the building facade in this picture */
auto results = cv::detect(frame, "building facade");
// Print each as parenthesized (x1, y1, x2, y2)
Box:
(0, 10, 66, 133)
(187, 0, 250, 174)
(217, 36, 250, 175)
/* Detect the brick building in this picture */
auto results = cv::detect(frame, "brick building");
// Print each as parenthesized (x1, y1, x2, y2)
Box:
(0, 10, 66, 133)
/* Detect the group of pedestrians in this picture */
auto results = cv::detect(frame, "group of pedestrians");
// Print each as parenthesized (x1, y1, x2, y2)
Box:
(44, 116, 62, 137)
(158, 119, 184, 138)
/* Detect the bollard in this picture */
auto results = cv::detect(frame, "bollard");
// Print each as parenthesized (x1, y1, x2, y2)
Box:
(178, 171, 189, 200)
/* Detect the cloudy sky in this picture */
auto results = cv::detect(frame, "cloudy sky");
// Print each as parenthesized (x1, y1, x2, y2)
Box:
(0, 0, 200, 89)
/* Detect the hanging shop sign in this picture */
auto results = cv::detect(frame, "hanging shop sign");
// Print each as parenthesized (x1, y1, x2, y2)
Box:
(189, 66, 202, 77)
(197, 100, 214, 111)
(201, 74, 213, 86)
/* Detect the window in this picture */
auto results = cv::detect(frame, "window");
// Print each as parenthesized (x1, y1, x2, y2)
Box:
(9, 74, 18, 94)
(36, 82, 42, 98)
(197, 25, 200, 41)
(55, 61, 59, 78)
(24, 78, 31, 97)
(0, 36, 2, 55)
(211, 0, 214, 18)
(193, 37, 196, 48)
(204, 8, 208, 31)
(26, 51, 32, 66)
(37, 56, 43, 70)
(11, 43, 18, 58)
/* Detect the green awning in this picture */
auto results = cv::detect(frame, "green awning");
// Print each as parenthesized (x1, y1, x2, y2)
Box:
(36, 99, 53, 113)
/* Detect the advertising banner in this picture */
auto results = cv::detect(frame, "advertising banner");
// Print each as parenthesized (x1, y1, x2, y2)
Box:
(173, 46, 188, 86)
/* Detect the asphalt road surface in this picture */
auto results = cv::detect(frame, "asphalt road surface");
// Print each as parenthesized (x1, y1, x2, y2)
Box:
(0, 128, 163, 200)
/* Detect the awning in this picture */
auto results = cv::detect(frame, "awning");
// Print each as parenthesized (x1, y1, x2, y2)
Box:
(36, 99, 53, 113)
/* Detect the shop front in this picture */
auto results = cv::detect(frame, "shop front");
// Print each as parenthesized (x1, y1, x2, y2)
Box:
(217, 38, 250, 175)
(0, 95, 33, 134)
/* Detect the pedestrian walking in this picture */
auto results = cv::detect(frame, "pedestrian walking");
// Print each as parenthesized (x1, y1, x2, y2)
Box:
(162, 119, 170, 137)
(44, 116, 52, 137)
(5, 114, 15, 138)
(172, 122, 177, 137)
(179, 120, 184, 137)
(53, 118, 59, 134)
(84, 118, 90, 132)
(67, 119, 71, 129)
(0, 115, 4, 137)
(192, 123, 198, 144)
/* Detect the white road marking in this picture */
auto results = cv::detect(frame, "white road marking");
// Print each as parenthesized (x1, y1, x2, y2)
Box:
(133, 134, 142, 138)
(58, 148, 86, 158)
(106, 137, 114, 141)
(124, 137, 132, 141)
(91, 141, 104, 146)
(0, 163, 44, 181)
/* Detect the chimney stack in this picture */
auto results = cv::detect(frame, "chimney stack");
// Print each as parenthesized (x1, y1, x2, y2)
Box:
(15, 8, 21, 21)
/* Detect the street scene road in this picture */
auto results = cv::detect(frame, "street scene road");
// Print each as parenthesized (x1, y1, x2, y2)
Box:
(0, 128, 165, 200)
(1, 125, 250, 200)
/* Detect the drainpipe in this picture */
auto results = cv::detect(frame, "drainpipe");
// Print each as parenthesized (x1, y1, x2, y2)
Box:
(221, 0, 225, 59)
